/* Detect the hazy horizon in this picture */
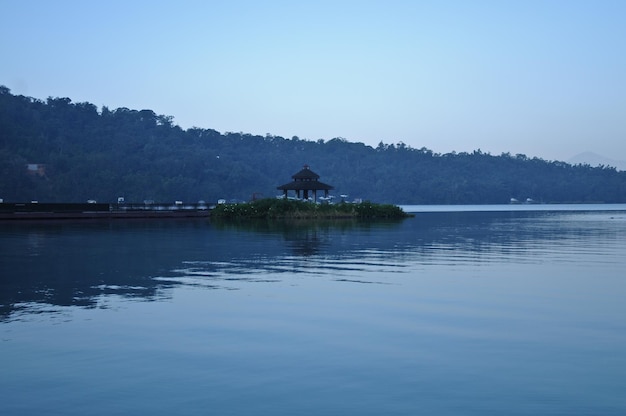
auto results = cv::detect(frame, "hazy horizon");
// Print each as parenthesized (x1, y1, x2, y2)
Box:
(2, 1, 625, 163)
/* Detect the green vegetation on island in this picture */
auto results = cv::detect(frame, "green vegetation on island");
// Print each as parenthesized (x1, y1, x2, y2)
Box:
(211, 199, 411, 220)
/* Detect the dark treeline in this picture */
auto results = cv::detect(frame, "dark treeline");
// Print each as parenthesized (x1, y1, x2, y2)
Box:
(2, 85, 625, 204)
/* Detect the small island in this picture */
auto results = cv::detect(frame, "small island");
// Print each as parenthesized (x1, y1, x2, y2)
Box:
(211, 198, 411, 220)
(213, 165, 411, 220)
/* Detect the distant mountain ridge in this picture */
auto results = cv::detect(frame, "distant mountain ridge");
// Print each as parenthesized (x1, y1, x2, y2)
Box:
(2, 86, 626, 204)
(568, 152, 626, 171)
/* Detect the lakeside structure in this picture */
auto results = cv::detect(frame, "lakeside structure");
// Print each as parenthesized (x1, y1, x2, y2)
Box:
(277, 165, 334, 201)
(0, 201, 211, 220)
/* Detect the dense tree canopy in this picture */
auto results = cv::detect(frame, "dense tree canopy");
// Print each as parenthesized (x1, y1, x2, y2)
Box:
(1, 86, 625, 204)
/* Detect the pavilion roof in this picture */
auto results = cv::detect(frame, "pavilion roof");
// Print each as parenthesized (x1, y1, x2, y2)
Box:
(291, 164, 320, 180)
(277, 164, 334, 191)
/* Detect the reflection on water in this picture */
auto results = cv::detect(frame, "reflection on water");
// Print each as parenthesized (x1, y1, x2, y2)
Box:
(2, 210, 626, 321)
(2, 208, 626, 415)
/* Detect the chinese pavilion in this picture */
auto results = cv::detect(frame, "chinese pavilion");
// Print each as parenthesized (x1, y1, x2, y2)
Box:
(277, 165, 334, 201)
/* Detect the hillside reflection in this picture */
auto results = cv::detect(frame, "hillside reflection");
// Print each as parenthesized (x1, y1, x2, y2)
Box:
(1, 210, 623, 321)
(212, 219, 404, 256)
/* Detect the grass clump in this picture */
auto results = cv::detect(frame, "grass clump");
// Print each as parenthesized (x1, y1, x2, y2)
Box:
(211, 198, 411, 220)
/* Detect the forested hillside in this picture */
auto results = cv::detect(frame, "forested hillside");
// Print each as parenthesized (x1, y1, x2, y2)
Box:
(2, 86, 625, 204)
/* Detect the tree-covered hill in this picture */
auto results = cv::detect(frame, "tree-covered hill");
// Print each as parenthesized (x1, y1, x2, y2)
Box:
(1, 85, 625, 204)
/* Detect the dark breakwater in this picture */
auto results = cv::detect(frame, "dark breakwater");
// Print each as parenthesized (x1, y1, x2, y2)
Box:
(0, 202, 211, 220)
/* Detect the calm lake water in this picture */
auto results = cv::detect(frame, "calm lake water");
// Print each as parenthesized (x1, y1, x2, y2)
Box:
(2, 204, 626, 415)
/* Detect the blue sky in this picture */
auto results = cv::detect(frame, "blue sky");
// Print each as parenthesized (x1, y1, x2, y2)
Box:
(2, 0, 625, 162)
